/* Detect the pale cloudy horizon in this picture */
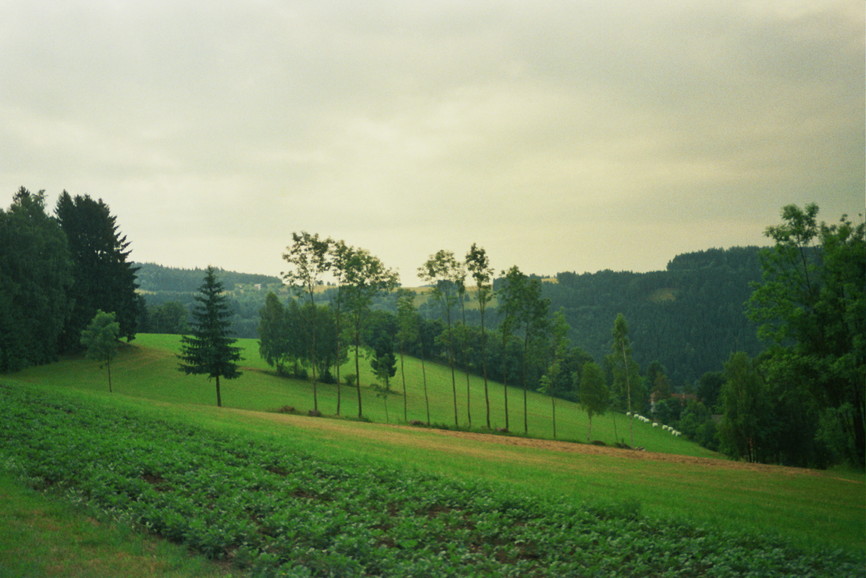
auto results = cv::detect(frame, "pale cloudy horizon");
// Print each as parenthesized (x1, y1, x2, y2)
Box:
(1, 1, 863, 284)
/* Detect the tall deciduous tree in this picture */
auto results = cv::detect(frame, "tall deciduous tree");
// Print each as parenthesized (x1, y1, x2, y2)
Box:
(539, 310, 571, 439)
(608, 313, 641, 447)
(81, 310, 120, 392)
(718, 352, 768, 463)
(466, 243, 494, 429)
(747, 203, 865, 466)
(0, 188, 72, 371)
(368, 312, 398, 392)
(328, 239, 353, 415)
(499, 266, 550, 435)
(580, 361, 609, 441)
(419, 250, 463, 427)
(258, 292, 292, 376)
(343, 247, 398, 419)
(396, 289, 419, 423)
(282, 232, 331, 412)
(178, 267, 243, 407)
(55, 191, 139, 351)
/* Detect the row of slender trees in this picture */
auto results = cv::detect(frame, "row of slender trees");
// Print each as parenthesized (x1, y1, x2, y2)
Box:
(251, 204, 864, 468)
(255, 234, 623, 439)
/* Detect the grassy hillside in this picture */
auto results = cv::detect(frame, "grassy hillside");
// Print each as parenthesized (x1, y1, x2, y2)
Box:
(1, 382, 862, 575)
(14, 333, 718, 458)
(5, 335, 864, 554)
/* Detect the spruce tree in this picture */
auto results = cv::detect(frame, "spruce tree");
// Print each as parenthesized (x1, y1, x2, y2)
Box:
(178, 267, 242, 407)
(56, 191, 139, 350)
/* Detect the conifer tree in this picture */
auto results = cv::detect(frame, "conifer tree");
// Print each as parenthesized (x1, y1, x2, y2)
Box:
(55, 191, 139, 350)
(178, 267, 242, 407)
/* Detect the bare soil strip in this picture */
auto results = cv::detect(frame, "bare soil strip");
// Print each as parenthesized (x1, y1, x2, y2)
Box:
(227, 407, 852, 480)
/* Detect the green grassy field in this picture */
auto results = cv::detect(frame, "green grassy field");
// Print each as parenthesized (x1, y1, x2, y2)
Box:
(0, 472, 234, 577)
(13, 333, 719, 458)
(2, 334, 864, 574)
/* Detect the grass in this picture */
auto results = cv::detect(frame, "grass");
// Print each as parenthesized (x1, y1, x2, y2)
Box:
(0, 472, 235, 576)
(13, 333, 719, 458)
(1, 384, 862, 576)
(2, 334, 864, 572)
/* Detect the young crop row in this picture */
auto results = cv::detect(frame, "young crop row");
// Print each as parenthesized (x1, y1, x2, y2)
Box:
(0, 384, 860, 577)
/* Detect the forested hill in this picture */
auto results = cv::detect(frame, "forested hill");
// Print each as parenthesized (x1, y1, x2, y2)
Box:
(135, 247, 766, 388)
(135, 263, 281, 293)
(545, 246, 765, 387)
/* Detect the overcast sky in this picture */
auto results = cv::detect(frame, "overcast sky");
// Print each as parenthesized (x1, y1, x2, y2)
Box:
(1, 1, 863, 284)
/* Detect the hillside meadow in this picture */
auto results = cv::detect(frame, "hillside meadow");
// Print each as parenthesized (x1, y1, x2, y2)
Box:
(14, 334, 717, 458)
(2, 334, 864, 574)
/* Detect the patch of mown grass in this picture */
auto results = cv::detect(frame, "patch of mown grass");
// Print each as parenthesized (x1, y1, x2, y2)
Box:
(1, 383, 862, 576)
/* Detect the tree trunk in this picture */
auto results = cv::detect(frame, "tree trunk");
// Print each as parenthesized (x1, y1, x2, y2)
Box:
(522, 333, 529, 435)
(460, 301, 471, 428)
(107, 357, 113, 393)
(355, 339, 362, 418)
(622, 344, 633, 447)
(481, 307, 490, 430)
(421, 357, 430, 425)
(215, 374, 222, 408)
(503, 368, 510, 432)
(400, 349, 408, 422)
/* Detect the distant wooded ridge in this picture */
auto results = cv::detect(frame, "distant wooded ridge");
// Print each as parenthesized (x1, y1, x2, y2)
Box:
(136, 245, 765, 387)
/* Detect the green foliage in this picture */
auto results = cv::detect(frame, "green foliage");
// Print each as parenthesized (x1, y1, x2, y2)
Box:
(142, 301, 188, 335)
(368, 313, 397, 389)
(498, 266, 551, 434)
(548, 247, 764, 386)
(80, 310, 120, 392)
(465, 243, 495, 429)
(178, 267, 243, 407)
(1, 384, 860, 577)
(747, 204, 865, 467)
(339, 244, 399, 418)
(580, 361, 609, 441)
(0, 188, 73, 371)
(55, 191, 139, 349)
(419, 249, 465, 427)
(718, 352, 769, 462)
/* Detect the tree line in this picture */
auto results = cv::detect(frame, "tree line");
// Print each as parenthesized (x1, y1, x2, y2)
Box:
(137, 248, 768, 389)
(0, 188, 139, 372)
(248, 208, 864, 468)
(3, 187, 861, 468)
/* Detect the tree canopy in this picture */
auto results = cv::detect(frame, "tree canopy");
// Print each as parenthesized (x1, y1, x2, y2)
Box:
(56, 191, 139, 350)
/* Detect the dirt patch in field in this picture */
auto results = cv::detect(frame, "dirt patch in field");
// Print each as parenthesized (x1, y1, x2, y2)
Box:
(227, 408, 836, 479)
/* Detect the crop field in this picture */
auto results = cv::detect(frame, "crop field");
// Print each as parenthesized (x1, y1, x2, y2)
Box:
(2, 335, 864, 575)
(1, 383, 863, 576)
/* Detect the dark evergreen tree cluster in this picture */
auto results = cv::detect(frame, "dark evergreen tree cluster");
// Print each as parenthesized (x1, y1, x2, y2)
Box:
(56, 191, 140, 349)
(546, 246, 764, 388)
(0, 188, 140, 372)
